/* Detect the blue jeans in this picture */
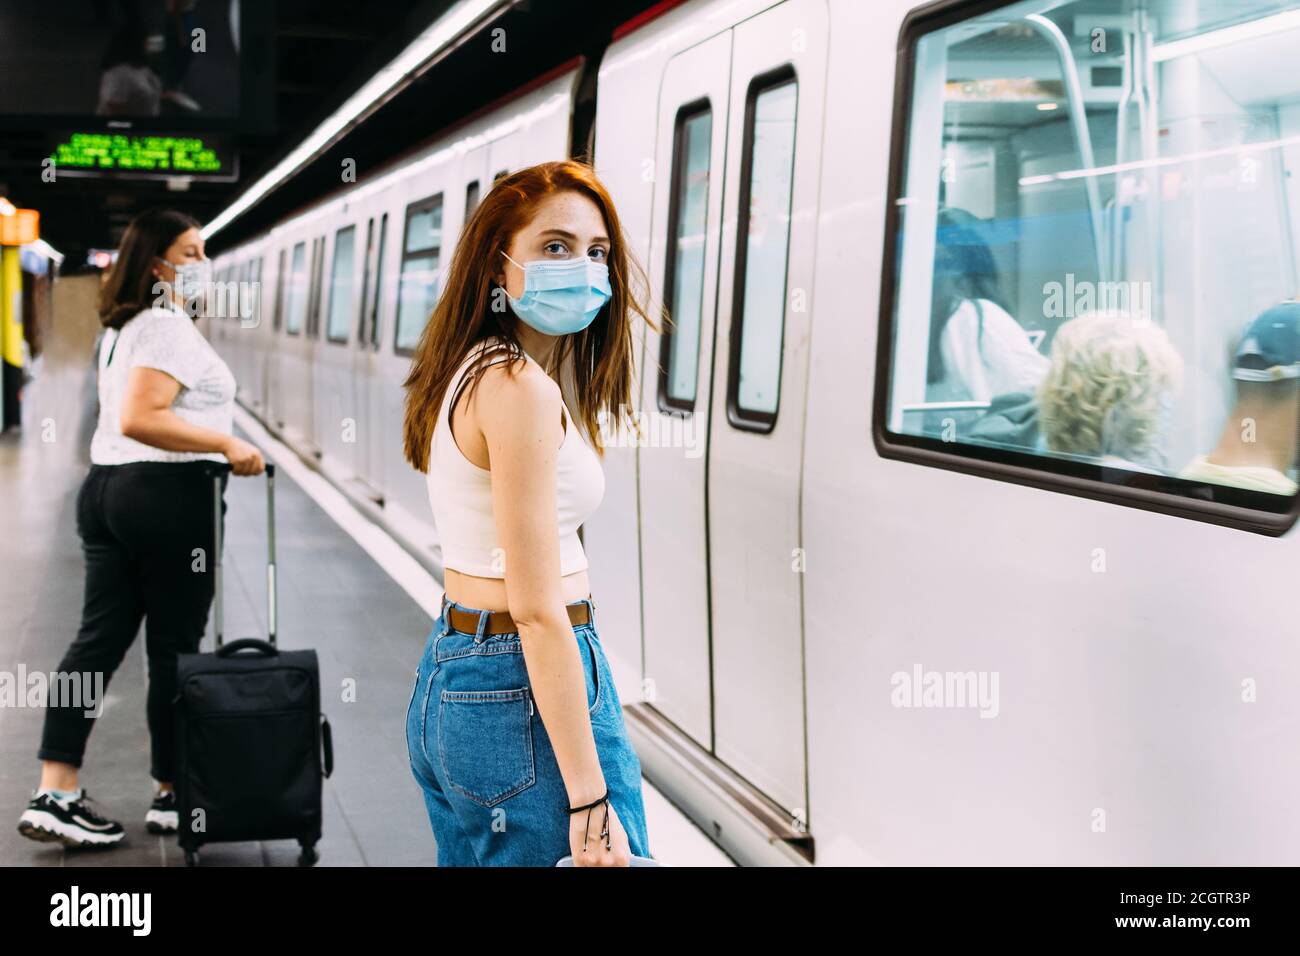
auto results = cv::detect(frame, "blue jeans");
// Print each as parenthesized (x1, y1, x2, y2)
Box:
(406, 595, 652, 865)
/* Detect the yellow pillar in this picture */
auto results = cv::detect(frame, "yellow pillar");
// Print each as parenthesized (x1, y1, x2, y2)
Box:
(0, 204, 38, 430)
(0, 245, 20, 429)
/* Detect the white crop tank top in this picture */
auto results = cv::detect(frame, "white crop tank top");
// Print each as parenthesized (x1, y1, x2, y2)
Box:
(426, 337, 606, 578)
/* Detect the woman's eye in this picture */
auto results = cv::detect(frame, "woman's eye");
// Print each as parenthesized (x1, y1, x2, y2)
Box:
(544, 241, 568, 256)
(588, 247, 608, 262)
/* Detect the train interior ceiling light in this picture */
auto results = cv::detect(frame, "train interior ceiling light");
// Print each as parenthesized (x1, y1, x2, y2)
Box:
(1151, 8, 1300, 62)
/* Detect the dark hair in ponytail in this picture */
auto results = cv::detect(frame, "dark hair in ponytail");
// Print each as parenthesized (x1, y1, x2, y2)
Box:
(98, 208, 201, 330)
(928, 207, 1008, 384)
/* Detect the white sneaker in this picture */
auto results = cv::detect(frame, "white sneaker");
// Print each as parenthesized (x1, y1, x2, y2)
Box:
(145, 790, 178, 834)
(17, 789, 126, 848)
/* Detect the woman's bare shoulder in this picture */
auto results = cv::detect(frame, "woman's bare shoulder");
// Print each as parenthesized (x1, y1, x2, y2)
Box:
(475, 355, 561, 433)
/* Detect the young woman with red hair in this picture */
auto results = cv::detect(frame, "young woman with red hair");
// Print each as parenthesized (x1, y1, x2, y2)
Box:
(403, 160, 659, 867)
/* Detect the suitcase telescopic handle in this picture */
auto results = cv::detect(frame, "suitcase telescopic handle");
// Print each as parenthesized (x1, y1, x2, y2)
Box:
(208, 461, 277, 649)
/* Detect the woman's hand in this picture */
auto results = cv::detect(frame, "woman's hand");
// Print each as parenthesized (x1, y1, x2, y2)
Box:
(222, 436, 265, 475)
(568, 797, 632, 866)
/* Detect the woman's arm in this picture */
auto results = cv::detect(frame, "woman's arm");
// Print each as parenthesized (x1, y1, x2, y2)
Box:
(120, 366, 263, 473)
(476, 363, 608, 806)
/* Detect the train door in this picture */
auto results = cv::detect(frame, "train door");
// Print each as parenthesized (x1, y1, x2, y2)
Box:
(279, 234, 319, 452)
(638, 0, 827, 820)
(351, 212, 387, 500)
(707, 0, 825, 818)
(298, 233, 324, 454)
(638, 30, 732, 752)
(267, 246, 288, 430)
(317, 222, 360, 476)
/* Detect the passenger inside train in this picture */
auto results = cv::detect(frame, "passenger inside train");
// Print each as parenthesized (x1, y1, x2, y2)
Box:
(1036, 311, 1183, 474)
(926, 207, 1049, 406)
(1179, 302, 1300, 496)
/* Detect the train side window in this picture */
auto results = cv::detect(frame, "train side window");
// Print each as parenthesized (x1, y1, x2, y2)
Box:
(273, 248, 286, 332)
(326, 225, 356, 344)
(465, 180, 481, 227)
(371, 212, 388, 350)
(285, 242, 307, 335)
(727, 70, 797, 431)
(659, 101, 712, 413)
(876, 0, 1300, 533)
(493, 169, 509, 183)
(395, 194, 443, 355)
(358, 218, 374, 344)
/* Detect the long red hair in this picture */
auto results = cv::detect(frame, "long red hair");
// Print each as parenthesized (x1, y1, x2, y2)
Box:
(402, 159, 658, 472)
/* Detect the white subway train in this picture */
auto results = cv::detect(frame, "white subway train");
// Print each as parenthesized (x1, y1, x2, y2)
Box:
(208, 0, 1300, 865)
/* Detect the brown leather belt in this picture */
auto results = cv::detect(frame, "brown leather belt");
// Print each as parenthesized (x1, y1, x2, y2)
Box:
(446, 598, 592, 636)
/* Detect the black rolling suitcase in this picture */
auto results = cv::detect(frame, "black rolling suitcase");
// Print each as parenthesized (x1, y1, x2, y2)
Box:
(175, 462, 334, 867)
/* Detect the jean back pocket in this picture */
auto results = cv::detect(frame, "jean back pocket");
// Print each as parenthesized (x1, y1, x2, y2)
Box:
(438, 687, 536, 808)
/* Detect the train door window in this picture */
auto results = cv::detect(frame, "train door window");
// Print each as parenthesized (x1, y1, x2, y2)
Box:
(326, 225, 356, 344)
(285, 242, 307, 335)
(307, 236, 325, 338)
(304, 239, 318, 336)
(273, 248, 286, 332)
(371, 212, 388, 349)
(877, 0, 1300, 532)
(395, 194, 443, 354)
(727, 70, 797, 431)
(465, 180, 481, 227)
(659, 102, 713, 412)
(358, 218, 374, 343)
(239, 261, 253, 323)
(249, 257, 263, 327)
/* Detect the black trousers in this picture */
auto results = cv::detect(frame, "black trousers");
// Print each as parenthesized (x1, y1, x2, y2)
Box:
(38, 461, 226, 782)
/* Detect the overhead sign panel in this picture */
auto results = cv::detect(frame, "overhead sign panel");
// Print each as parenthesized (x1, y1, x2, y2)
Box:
(48, 131, 237, 181)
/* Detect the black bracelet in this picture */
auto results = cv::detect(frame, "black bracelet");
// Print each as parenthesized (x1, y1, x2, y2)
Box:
(567, 791, 612, 853)
(566, 790, 608, 814)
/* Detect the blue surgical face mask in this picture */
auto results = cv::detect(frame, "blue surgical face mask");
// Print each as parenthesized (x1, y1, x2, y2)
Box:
(156, 256, 212, 311)
(500, 250, 611, 336)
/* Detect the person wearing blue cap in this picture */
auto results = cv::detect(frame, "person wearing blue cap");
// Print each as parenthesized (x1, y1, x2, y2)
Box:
(1180, 302, 1300, 495)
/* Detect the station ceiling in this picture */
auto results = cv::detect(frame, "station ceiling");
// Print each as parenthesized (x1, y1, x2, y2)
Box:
(0, 0, 656, 270)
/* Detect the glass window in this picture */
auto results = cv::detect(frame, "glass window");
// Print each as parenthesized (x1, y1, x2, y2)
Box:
(660, 103, 712, 411)
(730, 73, 797, 428)
(273, 248, 286, 331)
(358, 218, 374, 342)
(879, 0, 1300, 525)
(465, 180, 481, 227)
(250, 257, 266, 329)
(326, 225, 356, 343)
(285, 242, 307, 335)
(308, 236, 325, 338)
(371, 213, 388, 349)
(395, 195, 443, 354)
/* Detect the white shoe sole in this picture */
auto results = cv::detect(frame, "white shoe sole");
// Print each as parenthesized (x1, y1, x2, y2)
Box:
(145, 809, 178, 834)
(17, 810, 125, 848)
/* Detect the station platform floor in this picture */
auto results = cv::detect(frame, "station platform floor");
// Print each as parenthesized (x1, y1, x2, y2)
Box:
(0, 276, 731, 867)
